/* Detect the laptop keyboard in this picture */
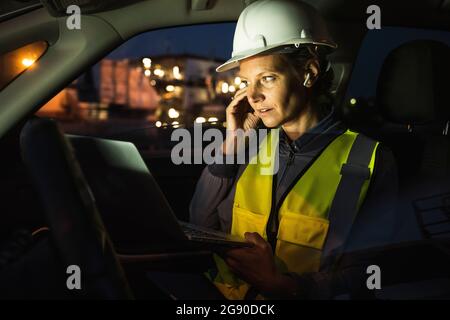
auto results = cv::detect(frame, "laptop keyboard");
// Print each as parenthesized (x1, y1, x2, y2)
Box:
(178, 221, 252, 248)
(179, 221, 230, 240)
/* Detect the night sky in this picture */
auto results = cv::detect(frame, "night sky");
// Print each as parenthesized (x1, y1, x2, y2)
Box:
(107, 23, 236, 61)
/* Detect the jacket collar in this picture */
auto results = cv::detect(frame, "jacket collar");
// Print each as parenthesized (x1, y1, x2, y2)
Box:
(279, 106, 346, 154)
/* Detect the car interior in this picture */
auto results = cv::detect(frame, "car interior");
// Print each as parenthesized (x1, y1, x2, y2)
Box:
(1, 0, 450, 299)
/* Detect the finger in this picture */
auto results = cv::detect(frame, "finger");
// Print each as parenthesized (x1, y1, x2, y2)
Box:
(247, 113, 260, 122)
(244, 232, 270, 250)
(224, 257, 249, 280)
(227, 93, 248, 113)
(224, 247, 250, 259)
(227, 87, 247, 104)
(224, 248, 239, 257)
(224, 256, 241, 271)
(231, 87, 247, 101)
(234, 86, 247, 96)
(244, 232, 262, 243)
(243, 113, 261, 131)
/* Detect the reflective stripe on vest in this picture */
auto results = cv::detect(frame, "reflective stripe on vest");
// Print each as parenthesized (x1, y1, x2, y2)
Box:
(210, 129, 379, 300)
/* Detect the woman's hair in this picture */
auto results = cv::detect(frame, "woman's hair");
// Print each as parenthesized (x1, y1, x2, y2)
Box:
(276, 45, 335, 120)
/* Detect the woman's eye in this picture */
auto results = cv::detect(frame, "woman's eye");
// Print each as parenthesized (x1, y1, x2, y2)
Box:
(262, 76, 275, 83)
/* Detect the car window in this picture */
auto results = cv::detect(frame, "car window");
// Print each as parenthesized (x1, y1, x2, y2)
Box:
(0, 41, 48, 90)
(345, 26, 450, 104)
(37, 23, 236, 220)
(38, 23, 237, 154)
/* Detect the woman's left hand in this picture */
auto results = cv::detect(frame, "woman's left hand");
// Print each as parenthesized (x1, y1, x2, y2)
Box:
(223, 232, 294, 294)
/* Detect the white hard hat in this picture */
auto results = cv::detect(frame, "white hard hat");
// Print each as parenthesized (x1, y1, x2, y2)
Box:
(216, 0, 337, 72)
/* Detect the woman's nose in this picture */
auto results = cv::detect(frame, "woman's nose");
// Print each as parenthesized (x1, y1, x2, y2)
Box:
(247, 83, 264, 104)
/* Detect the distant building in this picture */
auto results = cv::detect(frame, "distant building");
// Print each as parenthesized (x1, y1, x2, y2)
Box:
(134, 54, 238, 126)
(39, 54, 239, 126)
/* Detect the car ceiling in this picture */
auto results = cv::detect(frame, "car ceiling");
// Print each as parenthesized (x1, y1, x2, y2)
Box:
(90, 0, 450, 62)
(309, 0, 450, 20)
(3, 0, 450, 30)
(0, 0, 41, 22)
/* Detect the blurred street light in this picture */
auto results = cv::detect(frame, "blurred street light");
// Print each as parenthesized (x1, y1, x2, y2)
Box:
(142, 58, 152, 69)
(195, 117, 206, 124)
(221, 82, 229, 94)
(168, 108, 180, 119)
(154, 68, 165, 78)
(173, 66, 182, 80)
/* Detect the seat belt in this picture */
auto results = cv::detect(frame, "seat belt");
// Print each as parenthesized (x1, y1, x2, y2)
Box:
(321, 133, 377, 269)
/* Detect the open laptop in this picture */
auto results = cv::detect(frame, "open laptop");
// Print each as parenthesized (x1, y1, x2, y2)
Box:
(67, 135, 251, 254)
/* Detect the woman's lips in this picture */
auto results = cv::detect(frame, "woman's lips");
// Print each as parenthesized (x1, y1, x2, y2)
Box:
(257, 108, 273, 116)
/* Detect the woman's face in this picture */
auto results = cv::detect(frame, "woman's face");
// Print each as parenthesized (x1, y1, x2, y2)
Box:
(238, 54, 308, 128)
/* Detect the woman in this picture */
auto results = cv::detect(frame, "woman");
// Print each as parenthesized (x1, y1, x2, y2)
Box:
(190, 0, 398, 299)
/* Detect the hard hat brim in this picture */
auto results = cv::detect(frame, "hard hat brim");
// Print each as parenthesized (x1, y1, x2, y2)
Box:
(216, 39, 337, 73)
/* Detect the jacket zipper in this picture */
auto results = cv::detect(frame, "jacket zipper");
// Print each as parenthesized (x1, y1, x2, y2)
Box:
(266, 148, 295, 251)
(277, 148, 295, 186)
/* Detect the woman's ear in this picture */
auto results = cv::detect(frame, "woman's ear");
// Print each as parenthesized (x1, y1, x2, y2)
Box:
(303, 58, 320, 88)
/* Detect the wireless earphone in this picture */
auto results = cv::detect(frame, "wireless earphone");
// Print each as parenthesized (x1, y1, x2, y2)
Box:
(303, 72, 311, 87)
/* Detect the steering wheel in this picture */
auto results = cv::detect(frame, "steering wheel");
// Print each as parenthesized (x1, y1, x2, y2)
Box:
(20, 118, 133, 299)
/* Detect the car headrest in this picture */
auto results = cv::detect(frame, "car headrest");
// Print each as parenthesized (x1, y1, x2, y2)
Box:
(376, 40, 450, 125)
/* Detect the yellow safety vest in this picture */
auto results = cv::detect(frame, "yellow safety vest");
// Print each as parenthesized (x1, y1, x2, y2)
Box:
(208, 129, 379, 300)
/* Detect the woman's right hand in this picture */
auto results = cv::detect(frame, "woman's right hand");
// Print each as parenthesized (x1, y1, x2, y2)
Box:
(222, 88, 261, 155)
(225, 87, 260, 132)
